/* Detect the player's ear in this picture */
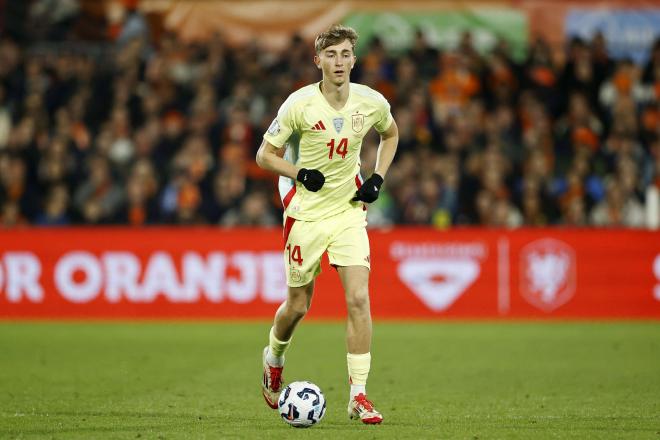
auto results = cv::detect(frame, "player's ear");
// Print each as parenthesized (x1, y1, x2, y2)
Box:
(351, 55, 357, 69)
(314, 55, 321, 69)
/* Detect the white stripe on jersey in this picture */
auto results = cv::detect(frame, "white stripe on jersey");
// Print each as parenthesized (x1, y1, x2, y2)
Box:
(278, 145, 297, 205)
(278, 176, 294, 204)
(277, 85, 316, 117)
(350, 83, 388, 105)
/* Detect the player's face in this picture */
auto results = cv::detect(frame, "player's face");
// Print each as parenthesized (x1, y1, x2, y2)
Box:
(314, 39, 356, 86)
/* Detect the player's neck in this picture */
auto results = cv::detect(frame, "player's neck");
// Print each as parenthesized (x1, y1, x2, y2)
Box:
(320, 80, 349, 111)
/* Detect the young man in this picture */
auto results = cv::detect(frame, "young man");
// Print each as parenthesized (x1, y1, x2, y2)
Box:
(256, 24, 398, 425)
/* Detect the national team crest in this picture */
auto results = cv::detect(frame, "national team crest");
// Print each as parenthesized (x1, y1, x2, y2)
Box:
(333, 117, 344, 134)
(352, 113, 364, 132)
(519, 238, 577, 312)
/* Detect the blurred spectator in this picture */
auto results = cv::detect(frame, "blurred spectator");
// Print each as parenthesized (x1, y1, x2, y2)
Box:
(560, 37, 601, 110)
(220, 190, 278, 227)
(0, 85, 10, 148)
(35, 184, 70, 225)
(590, 178, 644, 227)
(73, 155, 123, 223)
(429, 51, 480, 125)
(0, 155, 39, 219)
(1, 201, 27, 227)
(599, 59, 652, 110)
(115, 159, 159, 225)
(525, 37, 560, 115)
(114, 1, 149, 46)
(29, 0, 80, 41)
(200, 167, 246, 223)
(407, 29, 439, 79)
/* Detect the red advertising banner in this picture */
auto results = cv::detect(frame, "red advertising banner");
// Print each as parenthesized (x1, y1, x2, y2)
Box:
(0, 227, 658, 319)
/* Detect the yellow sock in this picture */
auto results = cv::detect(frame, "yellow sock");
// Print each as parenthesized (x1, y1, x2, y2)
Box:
(347, 352, 371, 398)
(267, 327, 290, 366)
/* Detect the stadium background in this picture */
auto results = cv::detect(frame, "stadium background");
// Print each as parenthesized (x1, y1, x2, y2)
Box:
(1, 1, 660, 439)
(0, 0, 659, 319)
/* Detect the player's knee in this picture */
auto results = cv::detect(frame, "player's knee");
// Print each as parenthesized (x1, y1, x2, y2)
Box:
(287, 299, 309, 318)
(346, 288, 370, 314)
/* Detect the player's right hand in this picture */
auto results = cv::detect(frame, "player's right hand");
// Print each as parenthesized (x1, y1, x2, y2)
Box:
(297, 168, 325, 192)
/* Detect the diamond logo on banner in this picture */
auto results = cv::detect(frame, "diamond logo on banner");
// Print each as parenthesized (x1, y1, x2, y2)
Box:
(397, 258, 480, 311)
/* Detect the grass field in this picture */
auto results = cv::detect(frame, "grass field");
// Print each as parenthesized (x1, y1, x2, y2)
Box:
(1, 321, 659, 439)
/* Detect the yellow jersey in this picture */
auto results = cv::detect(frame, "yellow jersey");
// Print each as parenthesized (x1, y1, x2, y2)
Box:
(263, 81, 393, 221)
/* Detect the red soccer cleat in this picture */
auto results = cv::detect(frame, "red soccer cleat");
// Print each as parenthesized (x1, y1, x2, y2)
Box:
(347, 393, 383, 424)
(261, 346, 284, 409)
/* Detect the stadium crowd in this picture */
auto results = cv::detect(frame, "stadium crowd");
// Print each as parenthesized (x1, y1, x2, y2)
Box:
(1, 9, 660, 228)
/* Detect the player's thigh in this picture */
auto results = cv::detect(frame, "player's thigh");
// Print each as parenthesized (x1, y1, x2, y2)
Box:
(284, 217, 326, 287)
(326, 208, 370, 270)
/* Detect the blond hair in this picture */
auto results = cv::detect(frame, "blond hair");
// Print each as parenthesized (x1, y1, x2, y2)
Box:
(314, 24, 358, 54)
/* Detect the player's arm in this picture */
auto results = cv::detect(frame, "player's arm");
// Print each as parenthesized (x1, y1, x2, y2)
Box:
(374, 119, 398, 179)
(256, 140, 325, 192)
(353, 120, 398, 203)
(256, 139, 298, 180)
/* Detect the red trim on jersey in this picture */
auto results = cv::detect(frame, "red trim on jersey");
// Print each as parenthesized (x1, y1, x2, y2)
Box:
(282, 184, 296, 209)
(283, 216, 296, 244)
(317, 120, 326, 130)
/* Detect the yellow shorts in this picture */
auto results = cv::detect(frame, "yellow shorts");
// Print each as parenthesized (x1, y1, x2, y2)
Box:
(283, 206, 370, 287)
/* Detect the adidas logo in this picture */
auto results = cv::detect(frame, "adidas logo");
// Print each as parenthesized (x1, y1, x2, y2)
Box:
(311, 120, 326, 131)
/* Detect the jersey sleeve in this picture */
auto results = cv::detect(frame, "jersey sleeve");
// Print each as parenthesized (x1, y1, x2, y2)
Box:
(263, 97, 297, 148)
(373, 97, 394, 133)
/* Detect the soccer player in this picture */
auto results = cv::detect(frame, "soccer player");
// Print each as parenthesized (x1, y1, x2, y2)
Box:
(256, 24, 398, 425)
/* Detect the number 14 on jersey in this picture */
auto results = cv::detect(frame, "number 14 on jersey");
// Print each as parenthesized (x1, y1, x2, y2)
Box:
(326, 138, 348, 160)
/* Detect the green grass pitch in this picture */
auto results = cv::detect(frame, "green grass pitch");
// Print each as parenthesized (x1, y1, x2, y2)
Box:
(1, 321, 659, 439)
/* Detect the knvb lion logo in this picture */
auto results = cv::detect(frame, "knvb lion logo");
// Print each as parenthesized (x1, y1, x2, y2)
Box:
(520, 238, 577, 312)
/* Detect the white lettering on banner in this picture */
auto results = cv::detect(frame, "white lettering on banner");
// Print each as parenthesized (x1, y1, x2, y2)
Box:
(182, 252, 226, 302)
(653, 254, 660, 301)
(1, 250, 286, 304)
(390, 242, 487, 259)
(103, 252, 140, 303)
(397, 258, 480, 311)
(141, 252, 181, 302)
(3, 252, 43, 303)
(519, 239, 576, 312)
(261, 252, 287, 303)
(227, 252, 258, 303)
(55, 251, 102, 303)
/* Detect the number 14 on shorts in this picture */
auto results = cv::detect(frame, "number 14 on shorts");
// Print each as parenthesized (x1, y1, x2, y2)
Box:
(286, 244, 303, 266)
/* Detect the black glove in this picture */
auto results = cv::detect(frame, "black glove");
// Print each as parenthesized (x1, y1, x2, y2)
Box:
(352, 173, 384, 203)
(297, 168, 325, 192)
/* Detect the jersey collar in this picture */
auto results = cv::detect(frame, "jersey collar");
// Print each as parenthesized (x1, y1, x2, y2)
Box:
(316, 81, 351, 112)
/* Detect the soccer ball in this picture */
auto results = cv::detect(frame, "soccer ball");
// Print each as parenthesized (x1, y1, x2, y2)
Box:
(277, 381, 326, 428)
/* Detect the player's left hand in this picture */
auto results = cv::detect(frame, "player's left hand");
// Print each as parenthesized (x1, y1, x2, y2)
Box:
(352, 173, 384, 203)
